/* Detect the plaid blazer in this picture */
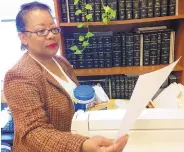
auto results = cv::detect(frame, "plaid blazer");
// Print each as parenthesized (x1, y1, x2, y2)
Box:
(4, 52, 87, 152)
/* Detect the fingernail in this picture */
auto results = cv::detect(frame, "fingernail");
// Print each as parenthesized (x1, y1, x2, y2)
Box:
(125, 134, 129, 139)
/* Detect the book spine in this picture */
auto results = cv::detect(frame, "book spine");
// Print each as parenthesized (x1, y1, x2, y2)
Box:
(118, 0, 126, 20)
(61, 0, 68, 22)
(160, 30, 171, 64)
(97, 36, 104, 68)
(111, 76, 116, 99)
(104, 76, 110, 98)
(104, 34, 113, 67)
(128, 76, 133, 99)
(112, 33, 122, 67)
(124, 75, 129, 99)
(168, 0, 176, 16)
(147, 0, 153, 18)
(154, 0, 161, 17)
(104, 35, 113, 67)
(86, 38, 94, 68)
(115, 75, 121, 99)
(175, 0, 179, 15)
(125, 33, 134, 66)
(68, 0, 76, 22)
(125, 0, 133, 20)
(91, 37, 98, 68)
(157, 31, 161, 64)
(66, 0, 71, 22)
(140, 34, 144, 66)
(119, 75, 125, 99)
(169, 31, 175, 63)
(161, 0, 168, 16)
(121, 33, 126, 66)
(133, 33, 141, 66)
(143, 33, 150, 65)
(149, 32, 158, 65)
(140, 0, 148, 18)
(132, 0, 140, 19)
(94, 0, 101, 21)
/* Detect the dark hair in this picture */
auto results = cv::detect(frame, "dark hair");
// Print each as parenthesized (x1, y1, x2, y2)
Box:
(16, 1, 52, 50)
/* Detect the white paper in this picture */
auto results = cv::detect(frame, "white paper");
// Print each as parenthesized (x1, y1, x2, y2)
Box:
(153, 83, 180, 108)
(115, 58, 181, 142)
(93, 84, 109, 102)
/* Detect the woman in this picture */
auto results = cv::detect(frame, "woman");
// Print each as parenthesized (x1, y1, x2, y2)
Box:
(4, 1, 128, 152)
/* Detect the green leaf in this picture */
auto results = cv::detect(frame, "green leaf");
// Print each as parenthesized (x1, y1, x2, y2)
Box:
(85, 4, 92, 10)
(86, 32, 94, 38)
(74, 49, 82, 54)
(110, 10, 116, 18)
(75, 9, 82, 15)
(82, 41, 89, 47)
(77, 23, 84, 28)
(86, 14, 93, 20)
(70, 45, 78, 51)
(103, 6, 111, 13)
(102, 13, 106, 19)
(102, 17, 109, 24)
(79, 35, 85, 41)
(74, 0, 79, 5)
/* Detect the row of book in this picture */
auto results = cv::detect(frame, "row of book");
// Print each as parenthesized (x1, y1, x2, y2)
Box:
(78, 73, 177, 99)
(64, 26, 175, 69)
(60, 0, 179, 22)
(78, 75, 138, 99)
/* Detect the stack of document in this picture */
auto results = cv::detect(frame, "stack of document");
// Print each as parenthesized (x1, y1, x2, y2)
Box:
(153, 82, 184, 109)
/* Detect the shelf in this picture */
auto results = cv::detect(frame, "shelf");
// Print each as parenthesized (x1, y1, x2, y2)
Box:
(59, 15, 184, 27)
(73, 64, 184, 76)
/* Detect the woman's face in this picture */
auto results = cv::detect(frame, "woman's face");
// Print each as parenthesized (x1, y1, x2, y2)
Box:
(21, 9, 60, 59)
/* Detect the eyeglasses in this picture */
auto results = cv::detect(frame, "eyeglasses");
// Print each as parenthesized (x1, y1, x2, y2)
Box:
(21, 27, 61, 37)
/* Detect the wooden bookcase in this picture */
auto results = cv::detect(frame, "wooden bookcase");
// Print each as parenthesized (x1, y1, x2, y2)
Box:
(53, 0, 184, 85)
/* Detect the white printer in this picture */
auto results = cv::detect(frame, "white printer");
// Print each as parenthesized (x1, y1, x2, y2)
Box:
(71, 109, 184, 152)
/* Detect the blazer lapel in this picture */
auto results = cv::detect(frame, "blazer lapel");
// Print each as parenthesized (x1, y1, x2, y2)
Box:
(43, 69, 61, 89)
(54, 57, 79, 86)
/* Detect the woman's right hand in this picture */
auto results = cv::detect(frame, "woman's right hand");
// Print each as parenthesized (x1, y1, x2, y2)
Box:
(81, 135, 128, 152)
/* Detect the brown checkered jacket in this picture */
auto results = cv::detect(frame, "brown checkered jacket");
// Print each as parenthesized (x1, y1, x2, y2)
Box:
(4, 52, 87, 152)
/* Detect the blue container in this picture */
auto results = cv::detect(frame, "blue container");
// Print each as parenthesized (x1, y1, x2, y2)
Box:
(73, 85, 95, 111)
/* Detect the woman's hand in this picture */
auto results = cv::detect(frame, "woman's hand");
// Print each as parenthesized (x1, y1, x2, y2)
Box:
(81, 135, 128, 152)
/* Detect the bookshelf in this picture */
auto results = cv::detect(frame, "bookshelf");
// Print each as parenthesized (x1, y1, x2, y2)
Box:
(59, 15, 184, 26)
(73, 64, 184, 76)
(53, 0, 184, 85)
